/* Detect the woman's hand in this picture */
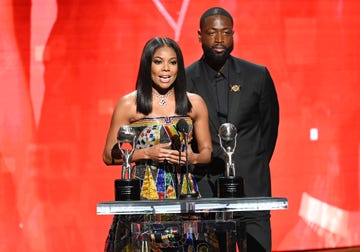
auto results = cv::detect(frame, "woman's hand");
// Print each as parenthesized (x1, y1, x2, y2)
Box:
(140, 142, 181, 164)
(178, 143, 196, 165)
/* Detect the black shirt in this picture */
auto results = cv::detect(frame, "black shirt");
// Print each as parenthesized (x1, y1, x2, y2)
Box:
(202, 59, 230, 124)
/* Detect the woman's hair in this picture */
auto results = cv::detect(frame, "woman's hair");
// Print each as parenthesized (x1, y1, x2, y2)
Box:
(135, 37, 192, 115)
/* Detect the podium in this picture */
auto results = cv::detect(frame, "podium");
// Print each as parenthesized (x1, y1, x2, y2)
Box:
(97, 197, 288, 251)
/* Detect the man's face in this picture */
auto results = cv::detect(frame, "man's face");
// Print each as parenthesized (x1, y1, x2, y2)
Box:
(198, 15, 234, 64)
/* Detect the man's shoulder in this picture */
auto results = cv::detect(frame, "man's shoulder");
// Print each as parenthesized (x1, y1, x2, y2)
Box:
(185, 56, 267, 76)
(230, 56, 266, 70)
(185, 60, 202, 74)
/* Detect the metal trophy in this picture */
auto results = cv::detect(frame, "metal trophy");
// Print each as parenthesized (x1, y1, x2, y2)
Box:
(114, 125, 141, 201)
(216, 123, 244, 198)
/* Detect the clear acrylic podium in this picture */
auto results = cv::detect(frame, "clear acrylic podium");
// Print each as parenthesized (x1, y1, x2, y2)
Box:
(97, 197, 288, 251)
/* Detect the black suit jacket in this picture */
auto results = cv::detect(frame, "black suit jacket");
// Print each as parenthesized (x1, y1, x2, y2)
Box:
(186, 56, 279, 197)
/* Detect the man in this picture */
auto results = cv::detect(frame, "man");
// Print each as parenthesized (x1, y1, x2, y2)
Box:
(186, 7, 279, 252)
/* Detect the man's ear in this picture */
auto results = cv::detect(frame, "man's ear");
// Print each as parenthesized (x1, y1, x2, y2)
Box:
(197, 29, 202, 42)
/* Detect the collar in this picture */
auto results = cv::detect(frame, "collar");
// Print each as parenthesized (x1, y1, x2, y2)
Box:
(201, 56, 230, 79)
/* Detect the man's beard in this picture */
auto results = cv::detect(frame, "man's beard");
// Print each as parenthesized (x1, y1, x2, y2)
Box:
(202, 44, 233, 70)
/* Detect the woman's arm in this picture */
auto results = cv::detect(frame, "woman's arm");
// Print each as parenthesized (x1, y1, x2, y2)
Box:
(186, 93, 213, 164)
(102, 94, 136, 165)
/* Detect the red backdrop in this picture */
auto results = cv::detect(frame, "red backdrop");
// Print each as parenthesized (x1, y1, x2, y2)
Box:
(1, 0, 359, 251)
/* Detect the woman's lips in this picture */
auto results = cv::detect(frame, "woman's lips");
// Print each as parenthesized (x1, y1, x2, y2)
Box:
(160, 76, 171, 82)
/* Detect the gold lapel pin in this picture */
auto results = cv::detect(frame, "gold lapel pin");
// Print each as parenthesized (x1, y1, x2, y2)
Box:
(230, 84, 241, 92)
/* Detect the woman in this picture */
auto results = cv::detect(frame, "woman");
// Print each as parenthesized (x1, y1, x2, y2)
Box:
(103, 37, 212, 251)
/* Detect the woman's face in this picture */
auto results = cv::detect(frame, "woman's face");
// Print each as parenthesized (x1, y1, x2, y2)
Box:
(151, 46, 178, 93)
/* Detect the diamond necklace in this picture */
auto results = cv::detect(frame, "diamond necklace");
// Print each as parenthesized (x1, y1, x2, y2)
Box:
(152, 89, 173, 106)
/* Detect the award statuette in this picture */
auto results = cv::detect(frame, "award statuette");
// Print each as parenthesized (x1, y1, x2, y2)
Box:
(114, 125, 141, 201)
(217, 123, 244, 198)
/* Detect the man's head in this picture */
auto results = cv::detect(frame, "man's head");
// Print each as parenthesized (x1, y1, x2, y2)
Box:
(198, 7, 234, 70)
(199, 7, 233, 29)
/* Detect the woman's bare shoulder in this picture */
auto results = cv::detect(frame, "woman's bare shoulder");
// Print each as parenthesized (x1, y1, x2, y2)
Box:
(112, 91, 138, 120)
(115, 91, 136, 107)
(186, 92, 208, 120)
(187, 92, 206, 106)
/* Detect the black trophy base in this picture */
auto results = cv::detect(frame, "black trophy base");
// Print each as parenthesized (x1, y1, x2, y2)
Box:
(217, 176, 244, 198)
(179, 191, 199, 199)
(115, 179, 141, 201)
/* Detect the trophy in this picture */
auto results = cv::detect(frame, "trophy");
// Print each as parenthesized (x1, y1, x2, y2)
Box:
(216, 123, 244, 198)
(114, 125, 141, 201)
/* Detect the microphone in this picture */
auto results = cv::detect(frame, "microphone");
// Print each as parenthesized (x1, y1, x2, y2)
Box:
(176, 119, 198, 199)
(176, 119, 189, 134)
(170, 134, 181, 197)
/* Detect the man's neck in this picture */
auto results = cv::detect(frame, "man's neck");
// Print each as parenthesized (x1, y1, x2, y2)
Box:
(204, 57, 227, 72)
